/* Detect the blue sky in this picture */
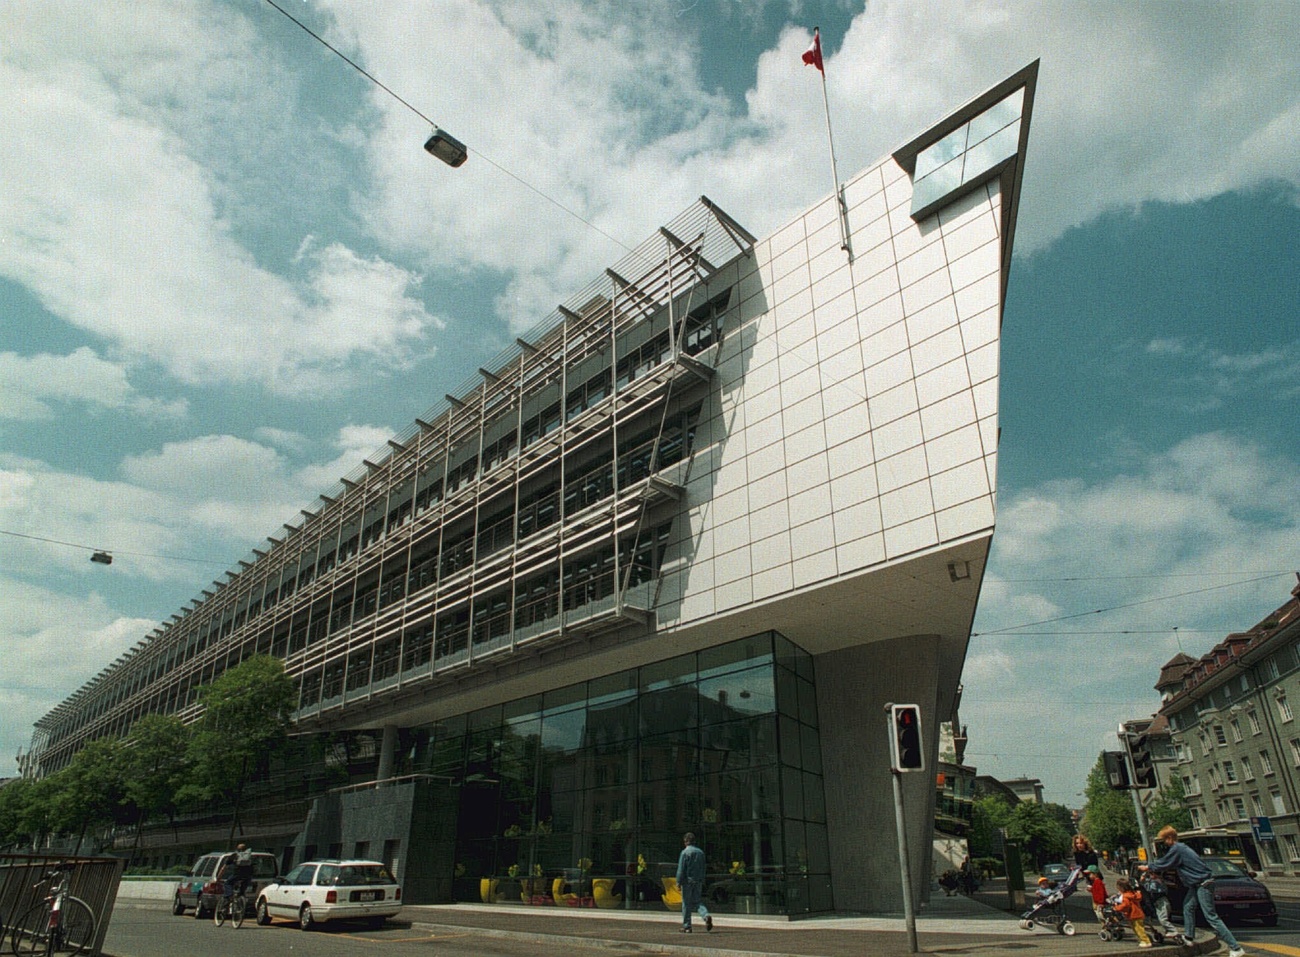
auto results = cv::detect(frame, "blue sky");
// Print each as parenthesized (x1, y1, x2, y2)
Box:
(2, 0, 1298, 805)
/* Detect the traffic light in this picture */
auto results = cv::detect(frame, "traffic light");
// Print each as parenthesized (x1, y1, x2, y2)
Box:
(1130, 734, 1157, 789)
(890, 704, 924, 772)
(1103, 750, 1131, 790)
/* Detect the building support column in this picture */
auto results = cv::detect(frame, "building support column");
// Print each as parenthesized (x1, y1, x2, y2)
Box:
(377, 724, 400, 784)
(815, 635, 942, 913)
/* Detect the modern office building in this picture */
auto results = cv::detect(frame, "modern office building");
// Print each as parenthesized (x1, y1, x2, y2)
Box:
(28, 62, 1038, 913)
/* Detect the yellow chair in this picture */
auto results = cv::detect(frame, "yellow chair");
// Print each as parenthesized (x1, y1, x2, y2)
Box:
(592, 878, 622, 909)
(660, 876, 681, 909)
(552, 877, 579, 905)
(519, 877, 543, 902)
(479, 878, 505, 903)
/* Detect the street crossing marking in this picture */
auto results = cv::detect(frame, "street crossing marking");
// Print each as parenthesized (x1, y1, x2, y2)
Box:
(1247, 944, 1300, 956)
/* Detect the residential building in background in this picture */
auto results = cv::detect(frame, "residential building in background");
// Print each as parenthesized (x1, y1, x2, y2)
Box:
(25, 63, 1039, 914)
(1002, 778, 1045, 804)
(1158, 576, 1300, 873)
(934, 715, 976, 873)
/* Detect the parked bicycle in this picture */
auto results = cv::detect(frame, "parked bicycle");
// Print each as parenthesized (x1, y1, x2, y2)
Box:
(213, 883, 248, 929)
(8, 862, 97, 956)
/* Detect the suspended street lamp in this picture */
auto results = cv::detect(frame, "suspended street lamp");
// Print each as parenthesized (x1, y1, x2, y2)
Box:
(424, 127, 468, 167)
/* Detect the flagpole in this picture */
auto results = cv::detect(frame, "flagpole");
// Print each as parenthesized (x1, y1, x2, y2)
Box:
(811, 28, 852, 260)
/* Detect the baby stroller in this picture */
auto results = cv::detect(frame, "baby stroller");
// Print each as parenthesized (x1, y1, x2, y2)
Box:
(1098, 890, 1171, 944)
(1017, 866, 1082, 935)
(1097, 896, 1128, 942)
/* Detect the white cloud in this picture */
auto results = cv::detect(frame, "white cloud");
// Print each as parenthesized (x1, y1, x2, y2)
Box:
(309, 0, 1300, 326)
(7, 1, 1297, 372)
(0, 576, 153, 775)
(0, 348, 187, 421)
(0, 423, 392, 584)
(1144, 337, 1300, 401)
(965, 432, 1300, 801)
(0, 2, 444, 393)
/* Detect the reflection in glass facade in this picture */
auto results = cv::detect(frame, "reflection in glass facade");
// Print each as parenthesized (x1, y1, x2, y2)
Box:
(406, 631, 832, 915)
(911, 86, 1024, 219)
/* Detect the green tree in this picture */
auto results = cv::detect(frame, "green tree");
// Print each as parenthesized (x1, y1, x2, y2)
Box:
(1043, 801, 1075, 833)
(0, 779, 34, 849)
(1081, 752, 1139, 853)
(123, 715, 191, 860)
(1145, 774, 1192, 836)
(968, 794, 1014, 858)
(60, 737, 131, 852)
(16, 775, 63, 848)
(1006, 801, 1072, 869)
(179, 655, 295, 840)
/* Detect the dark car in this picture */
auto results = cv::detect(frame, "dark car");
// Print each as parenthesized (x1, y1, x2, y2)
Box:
(1133, 856, 1277, 926)
(174, 850, 281, 919)
(1042, 863, 1071, 883)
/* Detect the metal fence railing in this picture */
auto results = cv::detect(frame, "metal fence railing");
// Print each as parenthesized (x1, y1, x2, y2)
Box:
(0, 854, 124, 956)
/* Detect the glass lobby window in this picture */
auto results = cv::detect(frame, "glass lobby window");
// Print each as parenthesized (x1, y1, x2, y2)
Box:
(424, 631, 830, 914)
(698, 664, 775, 721)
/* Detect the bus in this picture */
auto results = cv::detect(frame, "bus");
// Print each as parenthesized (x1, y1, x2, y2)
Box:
(1160, 827, 1259, 871)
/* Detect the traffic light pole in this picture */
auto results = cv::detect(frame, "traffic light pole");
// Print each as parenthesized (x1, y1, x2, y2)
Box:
(1119, 728, 1153, 854)
(885, 703, 919, 954)
(890, 768, 919, 953)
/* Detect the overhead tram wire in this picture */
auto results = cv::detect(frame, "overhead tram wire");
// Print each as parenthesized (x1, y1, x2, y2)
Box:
(971, 570, 1292, 638)
(0, 527, 231, 568)
(259, 0, 634, 255)
(992, 570, 1299, 583)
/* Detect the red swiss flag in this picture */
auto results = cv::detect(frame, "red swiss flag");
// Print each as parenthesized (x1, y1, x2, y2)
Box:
(802, 29, 824, 73)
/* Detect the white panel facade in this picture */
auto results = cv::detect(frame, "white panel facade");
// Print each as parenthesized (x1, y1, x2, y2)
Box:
(663, 161, 1005, 631)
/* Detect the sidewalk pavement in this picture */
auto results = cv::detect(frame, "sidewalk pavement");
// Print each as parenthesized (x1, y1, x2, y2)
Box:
(399, 893, 1232, 957)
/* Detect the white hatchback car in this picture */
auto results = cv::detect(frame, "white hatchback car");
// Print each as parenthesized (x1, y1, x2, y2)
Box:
(255, 859, 402, 930)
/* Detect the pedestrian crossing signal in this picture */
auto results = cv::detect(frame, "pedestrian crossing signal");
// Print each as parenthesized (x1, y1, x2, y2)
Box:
(890, 704, 924, 772)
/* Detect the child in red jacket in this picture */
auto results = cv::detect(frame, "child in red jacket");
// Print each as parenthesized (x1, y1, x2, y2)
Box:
(1086, 865, 1108, 923)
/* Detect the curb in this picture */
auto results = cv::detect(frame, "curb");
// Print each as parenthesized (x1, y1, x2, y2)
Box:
(405, 920, 811, 957)
(398, 915, 1164, 957)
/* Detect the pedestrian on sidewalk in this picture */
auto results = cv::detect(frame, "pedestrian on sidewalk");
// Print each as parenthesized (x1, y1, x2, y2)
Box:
(1140, 824, 1246, 957)
(1073, 835, 1100, 872)
(1086, 865, 1108, 924)
(1114, 877, 1152, 948)
(676, 832, 713, 934)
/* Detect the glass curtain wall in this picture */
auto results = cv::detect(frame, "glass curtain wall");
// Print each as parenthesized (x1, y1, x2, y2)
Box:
(407, 631, 831, 914)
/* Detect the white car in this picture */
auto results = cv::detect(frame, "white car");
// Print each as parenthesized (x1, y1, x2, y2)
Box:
(255, 859, 402, 930)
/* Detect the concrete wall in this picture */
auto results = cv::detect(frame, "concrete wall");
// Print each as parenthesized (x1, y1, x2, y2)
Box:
(291, 782, 416, 875)
(815, 635, 940, 913)
(115, 880, 179, 902)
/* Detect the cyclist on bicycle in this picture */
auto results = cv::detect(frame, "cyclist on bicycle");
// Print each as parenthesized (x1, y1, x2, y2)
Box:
(220, 844, 255, 901)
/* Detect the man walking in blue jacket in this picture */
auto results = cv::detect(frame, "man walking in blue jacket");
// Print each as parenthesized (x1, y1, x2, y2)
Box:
(1140, 825, 1245, 957)
(676, 832, 713, 933)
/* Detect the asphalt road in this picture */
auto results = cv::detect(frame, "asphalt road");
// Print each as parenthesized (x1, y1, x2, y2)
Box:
(103, 904, 643, 957)
(104, 891, 1300, 957)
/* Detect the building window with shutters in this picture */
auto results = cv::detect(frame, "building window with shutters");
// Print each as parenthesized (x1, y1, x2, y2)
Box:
(1284, 834, 1300, 862)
